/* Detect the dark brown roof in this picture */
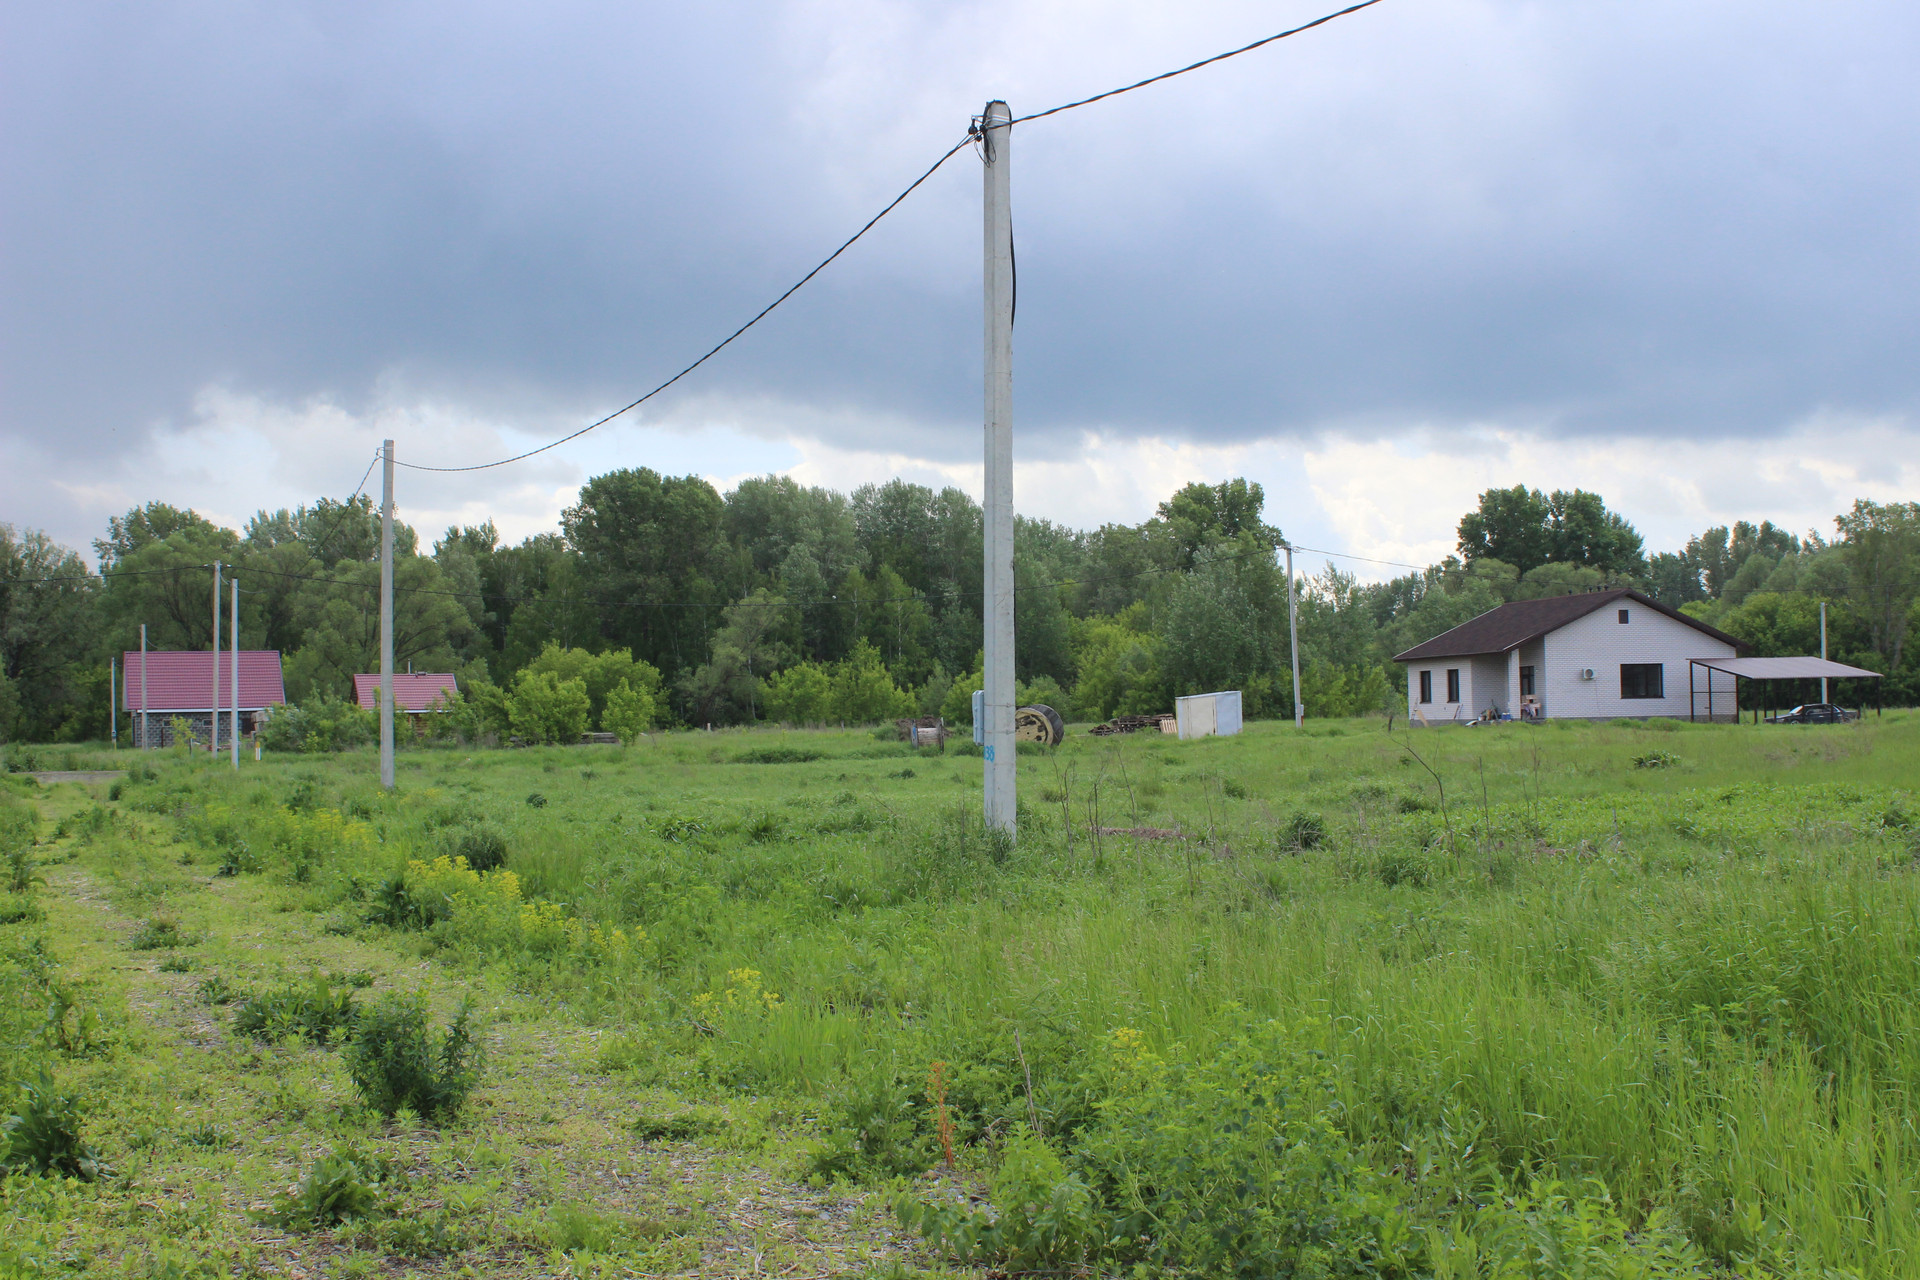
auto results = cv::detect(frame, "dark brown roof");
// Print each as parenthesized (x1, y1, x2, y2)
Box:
(1392, 589, 1744, 663)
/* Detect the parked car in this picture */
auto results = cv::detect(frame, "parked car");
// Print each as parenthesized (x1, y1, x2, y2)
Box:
(1764, 704, 1859, 724)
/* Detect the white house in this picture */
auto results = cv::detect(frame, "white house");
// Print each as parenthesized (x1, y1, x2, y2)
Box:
(1393, 589, 1744, 723)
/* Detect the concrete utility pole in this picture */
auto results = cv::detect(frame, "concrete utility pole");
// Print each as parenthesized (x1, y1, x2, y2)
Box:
(1286, 543, 1303, 727)
(231, 575, 240, 770)
(110, 657, 117, 749)
(1820, 601, 1829, 704)
(139, 625, 148, 750)
(211, 561, 221, 759)
(980, 100, 1016, 833)
(380, 439, 396, 790)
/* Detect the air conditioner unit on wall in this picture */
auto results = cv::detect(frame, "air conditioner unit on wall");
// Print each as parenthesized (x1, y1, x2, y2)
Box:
(1579, 668, 1595, 681)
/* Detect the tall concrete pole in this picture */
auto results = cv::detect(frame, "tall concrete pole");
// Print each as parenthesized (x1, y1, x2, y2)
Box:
(110, 657, 117, 749)
(980, 100, 1016, 833)
(211, 561, 221, 759)
(1286, 543, 1303, 727)
(139, 625, 148, 750)
(231, 575, 240, 770)
(380, 439, 396, 790)
(1820, 601, 1829, 704)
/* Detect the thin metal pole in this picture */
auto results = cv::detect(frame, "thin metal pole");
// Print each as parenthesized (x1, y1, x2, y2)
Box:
(139, 625, 148, 749)
(231, 576, 240, 770)
(380, 439, 396, 790)
(1286, 543, 1302, 727)
(211, 561, 221, 759)
(980, 100, 1015, 833)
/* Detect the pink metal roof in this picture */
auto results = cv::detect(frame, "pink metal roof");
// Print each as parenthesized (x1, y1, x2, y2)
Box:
(352, 672, 459, 712)
(122, 651, 287, 712)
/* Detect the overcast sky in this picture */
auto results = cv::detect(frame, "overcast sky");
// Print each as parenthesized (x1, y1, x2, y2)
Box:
(4, 0, 1917, 578)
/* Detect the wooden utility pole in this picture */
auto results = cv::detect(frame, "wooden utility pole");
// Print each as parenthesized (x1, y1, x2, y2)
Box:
(380, 439, 396, 790)
(980, 100, 1016, 833)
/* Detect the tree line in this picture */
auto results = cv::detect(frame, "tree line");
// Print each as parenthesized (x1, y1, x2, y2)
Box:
(3, 474, 1916, 743)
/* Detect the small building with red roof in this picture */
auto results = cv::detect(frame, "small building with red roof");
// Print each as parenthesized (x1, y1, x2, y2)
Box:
(353, 672, 459, 715)
(123, 650, 287, 748)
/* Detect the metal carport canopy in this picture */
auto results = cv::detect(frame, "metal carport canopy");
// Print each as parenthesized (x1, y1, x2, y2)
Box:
(1689, 656, 1882, 679)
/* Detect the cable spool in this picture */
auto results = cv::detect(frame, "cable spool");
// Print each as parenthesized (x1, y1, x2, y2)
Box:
(1014, 704, 1065, 746)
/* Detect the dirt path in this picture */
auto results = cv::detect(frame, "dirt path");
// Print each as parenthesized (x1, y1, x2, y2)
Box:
(20, 806, 930, 1278)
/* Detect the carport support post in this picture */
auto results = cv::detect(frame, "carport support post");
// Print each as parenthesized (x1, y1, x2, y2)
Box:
(980, 100, 1015, 833)
(380, 439, 396, 791)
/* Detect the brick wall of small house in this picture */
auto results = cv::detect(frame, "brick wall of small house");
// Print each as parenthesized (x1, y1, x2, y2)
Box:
(1540, 605, 1736, 720)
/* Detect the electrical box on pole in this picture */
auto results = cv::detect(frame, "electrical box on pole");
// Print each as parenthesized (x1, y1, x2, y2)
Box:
(979, 100, 1016, 833)
(380, 440, 396, 790)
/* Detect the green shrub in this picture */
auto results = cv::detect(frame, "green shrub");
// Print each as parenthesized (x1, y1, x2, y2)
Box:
(446, 823, 508, 872)
(195, 975, 243, 1005)
(231, 975, 359, 1045)
(899, 1125, 1097, 1270)
(807, 1062, 931, 1181)
(343, 994, 482, 1121)
(1282, 810, 1327, 850)
(262, 1146, 398, 1229)
(1632, 750, 1681, 769)
(0, 893, 42, 925)
(1, 1071, 110, 1180)
(732, 747, 825, 764)
(128, 916, 195, 950)
(905, 1021, 1407, 1276)
(525, 791, 548, 809)
(1376, 846, 1433, 888)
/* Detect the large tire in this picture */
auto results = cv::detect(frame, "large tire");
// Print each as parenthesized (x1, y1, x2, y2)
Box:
(1014, 704, 1065, 746)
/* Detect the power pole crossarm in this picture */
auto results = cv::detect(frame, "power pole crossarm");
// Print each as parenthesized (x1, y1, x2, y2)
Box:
(980, 100, 1016, 833)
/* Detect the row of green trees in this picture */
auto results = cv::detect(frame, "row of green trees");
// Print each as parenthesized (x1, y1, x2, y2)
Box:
(4, 474, 1917, 743)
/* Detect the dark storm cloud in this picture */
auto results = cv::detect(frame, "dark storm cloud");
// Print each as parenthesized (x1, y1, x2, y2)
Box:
(4, 0, 1918, 500)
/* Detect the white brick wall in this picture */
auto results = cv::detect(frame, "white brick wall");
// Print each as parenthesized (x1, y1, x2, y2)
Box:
(1407, 658, 1475, 722)
(1540, 603, 1737, 720)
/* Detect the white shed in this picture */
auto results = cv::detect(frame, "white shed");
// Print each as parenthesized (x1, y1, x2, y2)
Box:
(1174, 690, 1243, 739)
(1393, 589, 1744, 723)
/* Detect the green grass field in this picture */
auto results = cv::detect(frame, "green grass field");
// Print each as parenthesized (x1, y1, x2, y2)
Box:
(5, 713, 1920, 1276)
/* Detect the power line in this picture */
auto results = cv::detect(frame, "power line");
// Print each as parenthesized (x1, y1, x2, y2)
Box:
(393, 0, 1384, 475)
(395, 135, 977, 473)
(1287, 542, 1428, 572)
(1012, 0, 1385, 125)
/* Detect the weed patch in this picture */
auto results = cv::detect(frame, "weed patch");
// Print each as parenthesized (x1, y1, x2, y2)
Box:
(343, 994, 482, 1121)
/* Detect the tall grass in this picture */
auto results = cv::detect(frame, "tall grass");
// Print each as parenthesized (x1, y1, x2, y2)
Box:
(123, 712, 1920, 1273)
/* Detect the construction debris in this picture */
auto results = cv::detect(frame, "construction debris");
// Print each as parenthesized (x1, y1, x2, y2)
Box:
(1088, 714, 1175, 736)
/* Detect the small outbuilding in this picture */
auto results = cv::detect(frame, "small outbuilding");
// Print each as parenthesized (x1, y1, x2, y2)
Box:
(352, 672, 460, 715)
(122, 650, 288, 748)
(1393, 589, 1745, 723)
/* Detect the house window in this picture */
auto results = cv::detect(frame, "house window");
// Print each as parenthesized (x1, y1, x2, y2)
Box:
(1620, 663, 1664, 699)
(1519, 665, 1535, 696)
(1618, 608, 1630, 623)
(1446, 669, 1461, 702)
(1418, 670, 1432, 704)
